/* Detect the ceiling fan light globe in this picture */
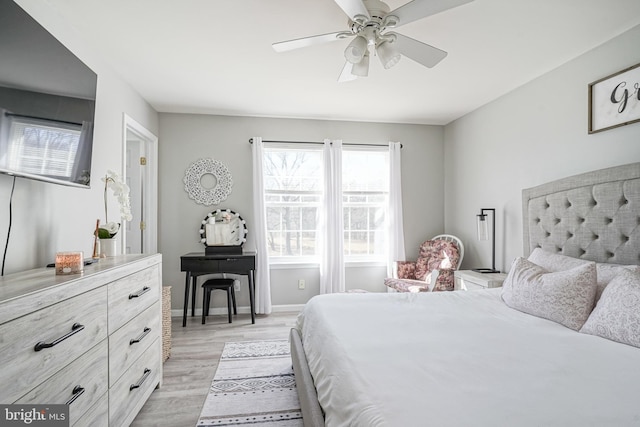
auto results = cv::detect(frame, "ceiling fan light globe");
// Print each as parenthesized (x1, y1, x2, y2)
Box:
(377, 40, 400, 69)
(382, 14, 399, 28)
(344, 35, 368, 64)
(352, 52, 370, 77)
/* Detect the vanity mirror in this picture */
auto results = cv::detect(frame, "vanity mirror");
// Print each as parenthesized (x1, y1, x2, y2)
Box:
(199, 209, 248, 254)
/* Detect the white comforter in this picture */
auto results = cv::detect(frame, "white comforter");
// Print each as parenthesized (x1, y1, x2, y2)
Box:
(296, 289, 640, 427)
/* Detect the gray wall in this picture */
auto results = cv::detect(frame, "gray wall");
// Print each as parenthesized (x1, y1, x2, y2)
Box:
(444, 24, 640, 273)
(158, 114, 444, 311)
(0, 1, 158, 274)
(17, 1, 639, 315)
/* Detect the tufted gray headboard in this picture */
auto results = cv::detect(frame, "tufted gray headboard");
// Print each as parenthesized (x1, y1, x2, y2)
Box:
(522, 162, 640, 265)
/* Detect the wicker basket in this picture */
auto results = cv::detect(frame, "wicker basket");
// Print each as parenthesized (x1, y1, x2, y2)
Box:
(162, 286, 172, 362)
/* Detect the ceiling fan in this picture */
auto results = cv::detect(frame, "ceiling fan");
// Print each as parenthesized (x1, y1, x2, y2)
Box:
(272, 0, 474, 82)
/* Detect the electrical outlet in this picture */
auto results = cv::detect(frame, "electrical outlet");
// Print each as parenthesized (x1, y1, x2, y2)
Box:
(298, 279, 305, 290)
(234, 281, 241, 292)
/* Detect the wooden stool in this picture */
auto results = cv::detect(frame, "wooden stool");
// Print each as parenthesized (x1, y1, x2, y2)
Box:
(201, 278, 237, 324)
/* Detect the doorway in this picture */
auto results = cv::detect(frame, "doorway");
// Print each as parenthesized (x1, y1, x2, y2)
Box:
(122, 114, 158, 254)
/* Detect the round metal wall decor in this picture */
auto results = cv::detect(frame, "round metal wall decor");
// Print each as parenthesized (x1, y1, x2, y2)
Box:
(183, 158, 233, 206)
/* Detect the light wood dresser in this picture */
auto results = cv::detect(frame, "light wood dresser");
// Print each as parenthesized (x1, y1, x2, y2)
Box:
(0, 254, 162, 427)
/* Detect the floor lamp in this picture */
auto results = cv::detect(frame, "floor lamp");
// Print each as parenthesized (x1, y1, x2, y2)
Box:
(473, 208, 500, 273)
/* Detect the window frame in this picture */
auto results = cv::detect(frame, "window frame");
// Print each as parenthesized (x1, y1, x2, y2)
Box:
(341, 145, 390, 264)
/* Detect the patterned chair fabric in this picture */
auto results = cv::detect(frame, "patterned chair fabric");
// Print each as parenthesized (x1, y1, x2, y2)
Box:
(385, 239, 461, 292)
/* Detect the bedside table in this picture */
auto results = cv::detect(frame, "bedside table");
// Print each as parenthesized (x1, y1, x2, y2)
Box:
(454, 270, 507, 291)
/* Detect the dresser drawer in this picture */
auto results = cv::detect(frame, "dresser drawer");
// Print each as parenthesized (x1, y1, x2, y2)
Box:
(181, 255, 255, 274)
(217, 256, 255, 273)
(16, 340, 108, 425)
(0, 286, 108, 403)
(108, 265, 160, 333)
(73, 393, 108, 427)
(109, 339, 161, 427)
(109, 301, 161, 386)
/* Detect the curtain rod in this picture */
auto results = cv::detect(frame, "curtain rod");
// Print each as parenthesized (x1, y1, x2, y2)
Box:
(4, 112, 83, 127)
(248, 138, 402, 148)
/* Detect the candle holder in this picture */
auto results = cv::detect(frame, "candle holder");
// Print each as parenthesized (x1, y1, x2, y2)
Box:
(55, 252, 84, 275)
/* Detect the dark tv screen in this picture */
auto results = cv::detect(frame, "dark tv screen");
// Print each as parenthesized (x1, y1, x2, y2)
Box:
(0, 0, 97, 188)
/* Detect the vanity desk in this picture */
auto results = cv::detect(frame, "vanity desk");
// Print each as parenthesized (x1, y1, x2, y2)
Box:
(181, 208, 252, 326)
(180, 251, 256, 326)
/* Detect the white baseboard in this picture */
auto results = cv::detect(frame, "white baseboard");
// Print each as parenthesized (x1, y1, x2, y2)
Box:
(170, 303, 304, 318)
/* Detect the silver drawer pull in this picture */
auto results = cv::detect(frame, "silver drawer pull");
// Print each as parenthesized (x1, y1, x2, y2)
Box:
(34, 323, 85, 352)
(129, 286, 150, 299)
(65, 385, 85, 405)
(225, 258, 238, 262)
(130, 368, 151, 391)
(130, 327, 151, 345)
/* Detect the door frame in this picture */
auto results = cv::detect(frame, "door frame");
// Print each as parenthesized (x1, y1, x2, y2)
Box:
(122, 113, 158, 254)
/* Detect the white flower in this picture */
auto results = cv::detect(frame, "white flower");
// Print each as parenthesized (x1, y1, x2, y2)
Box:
(102, 169, 133, 223)
(103, 222, 120, 234)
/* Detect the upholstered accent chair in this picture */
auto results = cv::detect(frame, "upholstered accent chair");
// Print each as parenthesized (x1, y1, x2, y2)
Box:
(385, 235, 464, 292)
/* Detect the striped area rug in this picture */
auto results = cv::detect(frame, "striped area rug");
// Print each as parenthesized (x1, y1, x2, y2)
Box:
(196, 339, 303, 426)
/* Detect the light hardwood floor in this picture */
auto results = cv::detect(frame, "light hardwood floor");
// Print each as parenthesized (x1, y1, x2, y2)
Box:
(131, 311, 299, 427)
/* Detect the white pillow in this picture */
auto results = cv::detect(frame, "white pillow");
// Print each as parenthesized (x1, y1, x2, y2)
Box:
(528, 247, 590, 271)
(502, 257, 597, 330)
(580, 269, 640, 348)
(527, 248, 639, 301)
(595, 263, 640, 301)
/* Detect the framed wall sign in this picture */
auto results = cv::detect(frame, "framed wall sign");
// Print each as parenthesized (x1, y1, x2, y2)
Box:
(588, 62, 640, 134)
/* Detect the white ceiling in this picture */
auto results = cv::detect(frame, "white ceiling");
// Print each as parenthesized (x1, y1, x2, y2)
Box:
(44, 0, 640, 125)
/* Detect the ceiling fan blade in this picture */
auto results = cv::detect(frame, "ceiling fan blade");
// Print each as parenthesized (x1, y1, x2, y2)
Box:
(334, 0, 370, 20)
(338, 61, 358, 82)
(388, 0, 473, 28)
(390, 32, 447, 68)
(273, 31, 352, 53)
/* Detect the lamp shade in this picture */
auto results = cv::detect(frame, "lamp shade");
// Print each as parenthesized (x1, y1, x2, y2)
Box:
(473, 208, 499, 273)
(352, 51, 370, 77)
(376, 40, 401, 69)
(477, 214, 488, 241)
(344, 35, 368, 64)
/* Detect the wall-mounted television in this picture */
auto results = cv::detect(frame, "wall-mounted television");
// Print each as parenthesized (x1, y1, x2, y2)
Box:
(0, 0, 97, 188)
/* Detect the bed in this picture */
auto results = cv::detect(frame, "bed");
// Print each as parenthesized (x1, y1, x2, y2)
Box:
(291, 162, 640, 426)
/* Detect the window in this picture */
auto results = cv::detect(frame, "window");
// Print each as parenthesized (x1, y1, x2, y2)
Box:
(342, 149, 389, 261)
(263, 144, 389, 263)
(264, 146, 323, 260)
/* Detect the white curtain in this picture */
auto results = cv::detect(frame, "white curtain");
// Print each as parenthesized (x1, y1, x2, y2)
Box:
(319, 139, 345, 294)
(387, 141, 406, 279)
(251, 137, 272, 314)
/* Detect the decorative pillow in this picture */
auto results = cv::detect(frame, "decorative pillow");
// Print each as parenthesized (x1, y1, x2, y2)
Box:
(527, 248, 639, 301)
(527, 247, 590, 271)
(595, 263, 640, 301)
(580, 269, 640, 348)
(501, 257, 597, 330)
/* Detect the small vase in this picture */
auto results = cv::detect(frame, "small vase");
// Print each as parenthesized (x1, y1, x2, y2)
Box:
(99, 238, 117, 257)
